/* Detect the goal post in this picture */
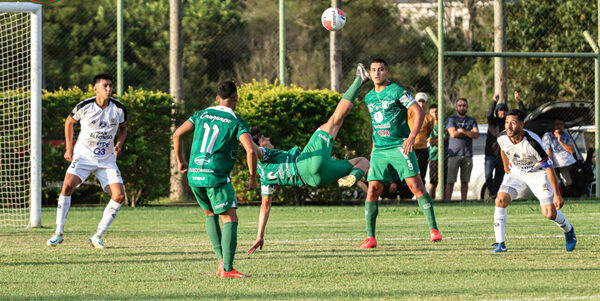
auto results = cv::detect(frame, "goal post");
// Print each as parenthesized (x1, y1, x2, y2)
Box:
(0, 2, 42, 228)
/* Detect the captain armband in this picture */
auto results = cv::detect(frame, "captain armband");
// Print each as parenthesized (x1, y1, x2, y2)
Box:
(539, 158, 553, 169)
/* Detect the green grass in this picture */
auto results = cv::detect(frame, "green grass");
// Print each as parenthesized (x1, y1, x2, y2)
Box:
(1, 200, 600, 300)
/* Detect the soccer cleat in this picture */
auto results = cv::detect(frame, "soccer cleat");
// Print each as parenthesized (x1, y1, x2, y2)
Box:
(220, 268, 251, 279)
(358, 236, 377, 249)
(356, 63, 370, 83)
(491, 242, 507, 253)
(89, 236, 106, 249)
(337, 175, 357, 187)
(217, 259, 224, 276)
(46, 234, 64, 247)
(430, 228, 442, 243)
(565, 227, 577, 252)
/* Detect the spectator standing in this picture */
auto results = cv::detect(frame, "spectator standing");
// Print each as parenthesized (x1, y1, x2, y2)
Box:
(445, 98, 479, 201)
(408, 92, 435, 187)
(485, 91, 526, 200)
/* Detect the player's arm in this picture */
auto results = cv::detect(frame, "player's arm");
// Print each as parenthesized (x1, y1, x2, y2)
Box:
(172, 120, 194, 173)
(64, 115, 77, 162)
(544, 165, 564, 209)
(403, 102, 425, 154)
(239, 132, 258, 190)
(500, 150, 510, 174)
(114, 122, 127, 158)
(247, 194, 272, 255)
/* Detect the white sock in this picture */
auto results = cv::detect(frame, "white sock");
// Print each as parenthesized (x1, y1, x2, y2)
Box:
(494, 207, 507, 243)
(553, 209, 573, 233)
(94, 200, 121, 238)
(56, 195, 71, 235)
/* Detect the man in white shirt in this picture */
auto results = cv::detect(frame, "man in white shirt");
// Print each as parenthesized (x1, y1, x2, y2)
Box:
(492, 110, 576, 253)
(46, 74, 128, 249)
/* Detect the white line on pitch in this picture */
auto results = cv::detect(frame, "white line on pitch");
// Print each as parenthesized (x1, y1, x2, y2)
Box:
(272, 234, 600, 243)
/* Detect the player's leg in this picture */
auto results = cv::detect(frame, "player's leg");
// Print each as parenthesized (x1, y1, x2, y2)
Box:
(210, 183, 249, 278)
(359, 180, 384, 249)
(318, 63, 369, 139)
(47, 159, 88, 247)
(191, 186, 224, 274)
(492, 191, 512, 252)
(534, 174, 576, 251)
(338, 157, 369, 187)
(88, 167, 124, 249)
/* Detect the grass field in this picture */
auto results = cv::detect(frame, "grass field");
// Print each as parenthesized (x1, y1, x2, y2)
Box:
(1, 200, 599, 300)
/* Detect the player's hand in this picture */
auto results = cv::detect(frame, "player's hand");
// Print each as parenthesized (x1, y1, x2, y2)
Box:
(114, 144, 122, 158)
(178, 161, 188, 173)
(246, 176, 257, 190)
(247, 237, 264, 255)
(553, 194, 564, 209)
(64, 149, 73, 162)
(401, 136, 415, 155)
(493, 94, 499, 102)
(514, 90, 522, 103)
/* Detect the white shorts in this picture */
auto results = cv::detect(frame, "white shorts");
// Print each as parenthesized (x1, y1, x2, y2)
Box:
(66, 156, 123, 191)
(498, 170, 553, 206)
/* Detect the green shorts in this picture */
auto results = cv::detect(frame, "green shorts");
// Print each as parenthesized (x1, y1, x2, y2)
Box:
(367, 146, 420, 183)
(296, 129, 353, 187)
(190, 182, 237, 215)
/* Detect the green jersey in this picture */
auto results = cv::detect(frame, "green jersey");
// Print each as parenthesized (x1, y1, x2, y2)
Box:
(429, 123, 438, 160)
(258, 146, 304, 195)
(364, 81, 416, 148)
(187, 105, 249, 187)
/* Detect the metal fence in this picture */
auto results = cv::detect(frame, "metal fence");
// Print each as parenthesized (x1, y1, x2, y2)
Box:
(34, 0, 597, 200)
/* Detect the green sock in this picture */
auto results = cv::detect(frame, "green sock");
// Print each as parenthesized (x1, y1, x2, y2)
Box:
(417, 194, 438, 230)
(365, 201, 379, 237)
(349, 168, 365, 181)
(221, 221, 238, 272)
(205, 215, 223, 260)
(341, 76, 363, 104)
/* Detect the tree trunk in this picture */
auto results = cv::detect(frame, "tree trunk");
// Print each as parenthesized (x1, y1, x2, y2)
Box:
(330, 0, 343, 92)
(494, 0, 507, 103)
(169, 0, 186, 202)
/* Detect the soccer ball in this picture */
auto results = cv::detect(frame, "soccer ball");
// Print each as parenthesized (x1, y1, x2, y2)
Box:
(321, 7, 346, 31)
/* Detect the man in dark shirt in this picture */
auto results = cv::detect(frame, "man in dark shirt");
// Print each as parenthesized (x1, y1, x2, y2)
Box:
(485, 91, 525, 199)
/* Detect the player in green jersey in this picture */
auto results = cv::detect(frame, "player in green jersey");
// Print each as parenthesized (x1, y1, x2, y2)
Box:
(246, 64, 370, 255)
(173, 80, 258, 278)
(358, 58, 442, 249)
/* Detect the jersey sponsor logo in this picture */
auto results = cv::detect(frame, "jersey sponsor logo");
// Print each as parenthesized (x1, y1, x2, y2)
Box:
(374, 111, 384, 123)
(93, 148, 107, 156)
(374, 122, 391, 129)
(377, 130, 390, 137)
(192, 176, 206, 181)
(89, 132, 113, 140)
(200, 112, 233, 124)
(188, 168, 214, 173)
(97, 142, 110, 147)
(194, 155, 211, 165)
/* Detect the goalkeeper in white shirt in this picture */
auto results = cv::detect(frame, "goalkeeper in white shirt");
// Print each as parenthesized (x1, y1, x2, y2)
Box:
(492, 109, 576, 253)
(46, 74, 128, 249)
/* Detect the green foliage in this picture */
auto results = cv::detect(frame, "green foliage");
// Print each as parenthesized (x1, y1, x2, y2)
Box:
(233, 81, 371, 204)
(41, 88, 178, 205)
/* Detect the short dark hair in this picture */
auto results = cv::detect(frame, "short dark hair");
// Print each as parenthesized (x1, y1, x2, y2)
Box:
(456, 98, 468, 104)
(507, 109, 526, 121)
(370, 58, 388, 68)
(429, 104, 438, 109)
(92, 74, 113, 85)
(217, 80, 237, 100)
(250, 127, 262, 145)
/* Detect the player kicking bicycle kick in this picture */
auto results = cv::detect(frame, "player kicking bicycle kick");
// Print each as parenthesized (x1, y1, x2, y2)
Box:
(247, 63, 370, 255)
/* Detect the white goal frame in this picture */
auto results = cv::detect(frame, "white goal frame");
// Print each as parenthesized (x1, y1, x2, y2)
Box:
(0, 3, 42, 228)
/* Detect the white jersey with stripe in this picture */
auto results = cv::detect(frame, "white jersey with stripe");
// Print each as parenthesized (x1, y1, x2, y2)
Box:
(497, 129, 552, 173)
(70, 97, 127, 163)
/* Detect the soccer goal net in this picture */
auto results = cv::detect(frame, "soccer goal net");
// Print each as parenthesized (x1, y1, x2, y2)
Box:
(0, 3, 41, 228)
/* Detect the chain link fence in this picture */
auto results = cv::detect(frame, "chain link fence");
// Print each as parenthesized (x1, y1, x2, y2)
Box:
(30, 0, 598, 200)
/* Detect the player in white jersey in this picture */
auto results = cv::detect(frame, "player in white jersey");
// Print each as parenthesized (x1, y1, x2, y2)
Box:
(46, 74, 128, 249)
(492, 109, 576, 252)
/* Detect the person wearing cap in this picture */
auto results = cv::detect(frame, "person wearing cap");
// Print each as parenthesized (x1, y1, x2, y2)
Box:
(407, 92, 435, 192)
(485, 91, 525, 200)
